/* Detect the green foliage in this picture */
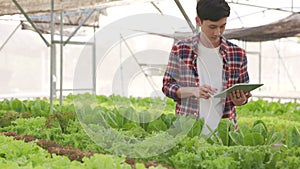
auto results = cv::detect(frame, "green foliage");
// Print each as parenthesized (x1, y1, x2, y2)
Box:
(0, 111, 19, 127)
(0, 135, 156, 169)
(187, 118, 204, 138)
(217, 119, 234, 146)
(201, 156, 239, 169)
(168, 140, 287, 169)
(276, 156, 300, 169)
(286, 126, 300, 148)
(229, 120, 282, 146)
(252, 120, 268, 137)
(147, 118, 168, 133)
(11, 99, 28, 113)
(170, 151, 203, 169)
(109, 108, 129, 129)
(237, 100, 300, 121)
(265, 128, 282, 145)
(29, 99, 51, 117)
(229, 131, 243, 145)
(243, 133, 264, 146)
(46, 112, 76, 133)
(0, 96, 300, 169)
(82, 154, 132, 169)
(161, 113, 176, 128)
(0, 99, 28, 113)
(0, 135, 50, 167)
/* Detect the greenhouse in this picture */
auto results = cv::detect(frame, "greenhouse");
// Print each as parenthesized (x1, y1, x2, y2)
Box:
(0, 0, 300, 168)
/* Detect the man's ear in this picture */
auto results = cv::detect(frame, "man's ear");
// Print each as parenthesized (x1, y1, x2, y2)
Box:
(195, 17, 201, 27)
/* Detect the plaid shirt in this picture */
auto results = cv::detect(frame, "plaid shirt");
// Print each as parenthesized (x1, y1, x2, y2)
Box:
(162, 33, 249, 128)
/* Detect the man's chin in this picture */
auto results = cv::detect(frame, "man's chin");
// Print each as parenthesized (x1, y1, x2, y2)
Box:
(209, 39, 220, 47)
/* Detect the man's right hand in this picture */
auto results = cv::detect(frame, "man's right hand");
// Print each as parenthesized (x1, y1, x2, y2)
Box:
(176, 85, 217, 99)
(194, 85, 217, 99)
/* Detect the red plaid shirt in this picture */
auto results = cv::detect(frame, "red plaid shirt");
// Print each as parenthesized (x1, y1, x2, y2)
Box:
(162, 33, 249, 128)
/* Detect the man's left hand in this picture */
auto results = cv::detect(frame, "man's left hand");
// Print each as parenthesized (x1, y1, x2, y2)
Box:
(230, 89, 252, 106)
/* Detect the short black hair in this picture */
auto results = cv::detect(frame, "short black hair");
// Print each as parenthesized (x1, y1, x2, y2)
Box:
(196, 0, 230, 22)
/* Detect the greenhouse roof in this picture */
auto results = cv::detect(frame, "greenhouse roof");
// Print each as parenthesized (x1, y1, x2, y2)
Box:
(0, 0, 161, 16)
(2, 0, 300, 41)
(0, 0, 164, 36)
(147, 13, 300, 42)
(224, 13, 300, 41)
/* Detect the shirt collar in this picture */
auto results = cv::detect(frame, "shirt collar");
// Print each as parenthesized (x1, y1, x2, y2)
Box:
(219, 36, 229, 63)
(191, 33, 200, 56)
(191, 33, 229, 62)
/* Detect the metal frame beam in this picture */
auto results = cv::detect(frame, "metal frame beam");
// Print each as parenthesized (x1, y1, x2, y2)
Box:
(63, 10, 96, 46)
(0, 22, 21, 51)
(174, 0, 196, 33)
(59, 10, 64, 105)
(50, 0, 55, 108)
(228, 1, 299, 14)
(11, 0, 97, 108)
(53, 9, 97, 106)
(12, 0, 50, 47)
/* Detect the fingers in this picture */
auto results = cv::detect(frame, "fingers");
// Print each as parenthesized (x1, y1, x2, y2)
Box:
(245, 92, 252, 98)
(230, 89, 244, 99)
(237, 90, 245, 99)
(199, 85, 217, 99)
(230, 90, 248, 106)
(202, 85, 217, 94)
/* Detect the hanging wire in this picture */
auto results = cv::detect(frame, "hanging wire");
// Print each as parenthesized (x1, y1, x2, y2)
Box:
(119, 34, 125, 96)
(273, 40, 297, 90)
(120, 35, 161, 96)
(0, 22, 22, 51)
(228, 1, 299, 14)
(151, 2, 163, 15)
(231, 9, 245, 27)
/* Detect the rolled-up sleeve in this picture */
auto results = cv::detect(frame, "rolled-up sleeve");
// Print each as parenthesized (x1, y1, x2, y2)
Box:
(162, 44, 181, 101)
(239, 49, 249, 83)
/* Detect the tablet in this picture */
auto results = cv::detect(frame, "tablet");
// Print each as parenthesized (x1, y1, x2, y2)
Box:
(213, 83, 264, 98)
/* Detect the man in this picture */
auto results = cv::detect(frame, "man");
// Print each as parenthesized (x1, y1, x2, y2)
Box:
(162, 0, 251, 132)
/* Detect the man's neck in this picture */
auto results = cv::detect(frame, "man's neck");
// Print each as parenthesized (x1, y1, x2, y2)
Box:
(200, 34, 220, 48)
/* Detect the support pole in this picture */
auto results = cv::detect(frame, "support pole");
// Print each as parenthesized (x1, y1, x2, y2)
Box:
(120, 35, 160, 94)
(59, 10, 64, 105)
(64, 10, 96, 46)
(92, 27, 97, 94)
(174, 0, 196, 33)
(259, 42, 262, 85)
(0, 22, 21, 51)
(12, 0, 50, 47)
(50, 0, 55, 109)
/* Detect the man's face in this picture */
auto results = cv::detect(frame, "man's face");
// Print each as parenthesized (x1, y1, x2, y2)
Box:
(196, 17, 227, 47)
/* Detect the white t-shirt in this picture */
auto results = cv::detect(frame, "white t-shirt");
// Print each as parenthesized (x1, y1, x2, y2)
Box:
(197, 42, 223, 135)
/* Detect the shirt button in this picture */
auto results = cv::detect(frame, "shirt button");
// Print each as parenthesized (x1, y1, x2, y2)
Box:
(195, 83, 198, 86)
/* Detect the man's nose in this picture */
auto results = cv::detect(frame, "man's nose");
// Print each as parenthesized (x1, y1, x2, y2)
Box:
(214, 29, 221, 36)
